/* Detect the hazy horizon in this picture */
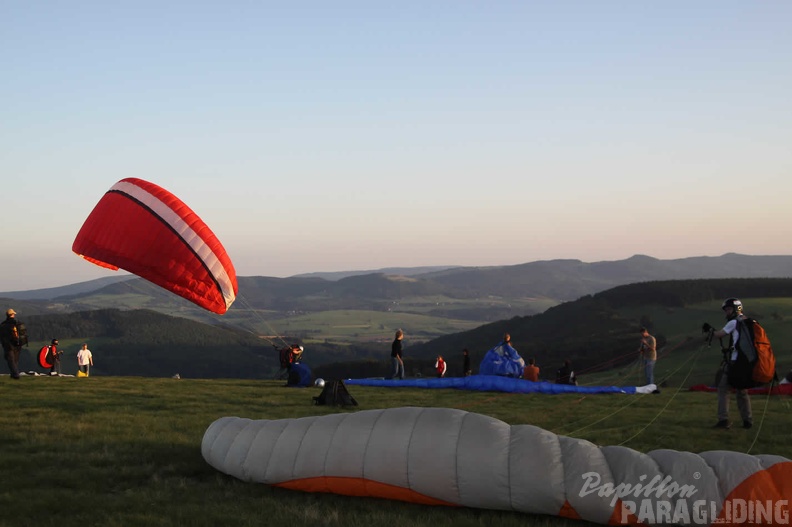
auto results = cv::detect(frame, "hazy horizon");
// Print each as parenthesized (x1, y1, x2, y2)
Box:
(3, 251, 792, 294)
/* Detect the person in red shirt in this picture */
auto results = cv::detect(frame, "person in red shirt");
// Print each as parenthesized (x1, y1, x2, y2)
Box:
(47, 338, 62, 375)
(435, 355, 447, 378)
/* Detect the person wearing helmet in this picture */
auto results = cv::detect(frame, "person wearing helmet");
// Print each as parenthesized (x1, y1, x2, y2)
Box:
(47, 338, 62, 375)
(703, 298, 752, 430)
(291, 344, 304, 363)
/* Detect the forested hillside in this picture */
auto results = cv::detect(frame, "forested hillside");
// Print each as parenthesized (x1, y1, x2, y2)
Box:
(18, 308, 375, 378)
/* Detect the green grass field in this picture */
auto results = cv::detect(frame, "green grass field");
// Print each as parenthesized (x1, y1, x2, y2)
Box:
(1, 375, 790, 527)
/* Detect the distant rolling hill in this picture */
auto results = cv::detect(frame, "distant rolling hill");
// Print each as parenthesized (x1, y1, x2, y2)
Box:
(0, 275, 135, 300)
(417, 253, 792, 300)
(294, 265, 461, 281)
(5, 253, 791, 306)
(3, 253, 792, 347)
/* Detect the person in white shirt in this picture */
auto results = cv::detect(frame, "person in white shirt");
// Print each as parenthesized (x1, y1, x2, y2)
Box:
(77, 343, 93, 374)
(706, 298, 753, 430)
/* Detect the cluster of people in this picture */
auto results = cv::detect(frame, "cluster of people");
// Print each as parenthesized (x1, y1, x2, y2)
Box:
(388, 330, 469, 379)
(633, 295, 767, 429)
(386, 329, 581, 384)
(383, 296, 767, 433)
(1, 308, 94, 378)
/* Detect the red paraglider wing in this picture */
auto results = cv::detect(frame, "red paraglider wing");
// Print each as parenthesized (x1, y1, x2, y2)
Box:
(72, 178, 238, 314)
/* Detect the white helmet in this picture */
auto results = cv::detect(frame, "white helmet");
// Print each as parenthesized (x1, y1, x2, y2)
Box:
(721, 298, 743, 311)
(721, 297, 742, 320)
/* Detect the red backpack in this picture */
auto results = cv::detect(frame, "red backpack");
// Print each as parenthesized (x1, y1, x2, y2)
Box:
(728, 318, 777, 389)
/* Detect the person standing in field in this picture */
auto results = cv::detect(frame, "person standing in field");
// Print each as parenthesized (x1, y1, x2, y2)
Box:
(462, 348, 472, 376)
(47, 338, 62, 375)
(1, 308, 26, 379)
(389, 329, 405, 380)
(637, 326, 657, 387)
(77, 343, 93, 375)
(704, 298, 753, 430)
(435, 355, 447, 378)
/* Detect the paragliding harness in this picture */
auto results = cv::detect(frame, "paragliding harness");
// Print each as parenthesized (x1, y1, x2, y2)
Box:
(38, 345, 63, 372)
(709, 317, 777, 390)
(313, 380, 358, 407)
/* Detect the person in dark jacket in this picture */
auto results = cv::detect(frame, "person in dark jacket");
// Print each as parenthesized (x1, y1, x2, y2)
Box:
(555, 359, 577, 385)
(0, 309, 25, 379)
(389, 329, 405, 380)
(462, 348, 472, 376)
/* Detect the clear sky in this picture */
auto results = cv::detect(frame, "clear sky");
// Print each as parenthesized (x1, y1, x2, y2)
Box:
(2, 1, 791, 292)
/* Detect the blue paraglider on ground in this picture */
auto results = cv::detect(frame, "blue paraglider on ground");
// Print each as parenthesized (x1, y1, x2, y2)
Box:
(479, 341, 525, 377)
(345, 375, 648, 394)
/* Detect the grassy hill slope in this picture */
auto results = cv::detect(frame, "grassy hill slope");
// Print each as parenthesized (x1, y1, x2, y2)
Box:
(2, 377, 790, 527)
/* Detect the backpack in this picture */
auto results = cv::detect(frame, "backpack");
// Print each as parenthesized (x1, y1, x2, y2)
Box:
(17, 323, 28, 346)
(312, 380, 358, 407)
(727, 317, 777, 389)
(7, 321, 28, 347)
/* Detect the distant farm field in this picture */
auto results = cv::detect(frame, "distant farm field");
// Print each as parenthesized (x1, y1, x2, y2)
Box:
(66, 284, 559, 346)
(228, 296, 558, 345)
(268, 309, 479, 343)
